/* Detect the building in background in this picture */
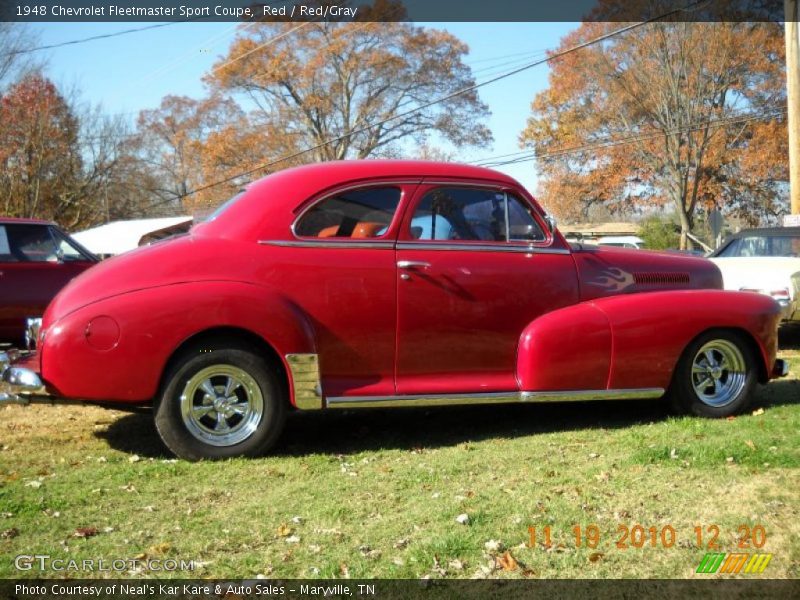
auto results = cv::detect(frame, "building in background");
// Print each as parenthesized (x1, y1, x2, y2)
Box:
(72, 217, 193, 259)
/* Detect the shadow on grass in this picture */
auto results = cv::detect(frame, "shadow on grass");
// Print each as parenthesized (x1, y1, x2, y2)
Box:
(96, 377, 800, 459)
(97, 397, 675, 459)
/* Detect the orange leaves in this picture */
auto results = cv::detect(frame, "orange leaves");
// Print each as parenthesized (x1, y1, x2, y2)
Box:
(520, 21, 787, 228)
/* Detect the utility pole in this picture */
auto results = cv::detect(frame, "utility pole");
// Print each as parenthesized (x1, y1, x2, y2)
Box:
(787, 0, 800, 215)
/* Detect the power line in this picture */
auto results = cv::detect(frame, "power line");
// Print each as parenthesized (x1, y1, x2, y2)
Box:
(1, 21, 191, 58)
(153, 1, 708, 208)
(473, 108, 788, 168)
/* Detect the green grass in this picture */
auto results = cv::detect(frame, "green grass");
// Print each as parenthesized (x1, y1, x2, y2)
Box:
(1, 329, 799, 579)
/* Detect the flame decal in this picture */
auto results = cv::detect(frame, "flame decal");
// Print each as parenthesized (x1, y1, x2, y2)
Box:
(588, 267, 635, 292)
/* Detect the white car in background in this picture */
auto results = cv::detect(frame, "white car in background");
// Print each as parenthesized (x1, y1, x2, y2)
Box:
(596, 235, 646, 249)
(708, 227, 800, 324)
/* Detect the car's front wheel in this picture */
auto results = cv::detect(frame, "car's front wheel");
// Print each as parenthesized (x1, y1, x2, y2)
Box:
(668, 329, 758, 418)
(154, 342, 286, 460)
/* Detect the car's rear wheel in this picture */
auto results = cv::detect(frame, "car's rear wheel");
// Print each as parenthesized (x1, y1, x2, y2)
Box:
(668, 329, 758, 417)
(154, 342, 286, 460)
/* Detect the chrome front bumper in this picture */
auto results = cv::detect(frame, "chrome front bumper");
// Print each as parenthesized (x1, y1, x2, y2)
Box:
(0, 350, 48, 405)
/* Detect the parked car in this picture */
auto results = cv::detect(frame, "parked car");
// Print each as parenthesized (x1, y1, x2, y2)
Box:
(0, 162, 787, 460)
(708, 227, 800, 324)
(596, 235, 646, 249)
(0, 218, 98, 346)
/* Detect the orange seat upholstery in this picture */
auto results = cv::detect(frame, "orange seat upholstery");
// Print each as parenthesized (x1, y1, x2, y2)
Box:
(351, 222, 385, 238)
(317, 225, 340, 238)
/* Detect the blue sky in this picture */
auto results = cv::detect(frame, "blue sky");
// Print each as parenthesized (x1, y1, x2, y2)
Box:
(28, 21, 577, 193)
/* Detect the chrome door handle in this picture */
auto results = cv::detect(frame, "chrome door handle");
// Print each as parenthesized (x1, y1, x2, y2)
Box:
(397, 260, 431, 270)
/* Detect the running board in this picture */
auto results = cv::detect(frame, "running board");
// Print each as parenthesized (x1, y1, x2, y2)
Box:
(325, 388, 664, 409)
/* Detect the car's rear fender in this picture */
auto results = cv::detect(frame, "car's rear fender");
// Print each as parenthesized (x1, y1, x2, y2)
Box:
(40, 281, 316, 404)
(516, 290, 781, 392)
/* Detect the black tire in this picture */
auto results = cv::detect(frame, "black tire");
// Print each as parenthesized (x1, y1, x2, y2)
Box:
(667, 329, 758, 418)
(154, 341, 286, 460)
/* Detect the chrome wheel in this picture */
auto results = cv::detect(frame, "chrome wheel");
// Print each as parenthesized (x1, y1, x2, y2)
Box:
(690, 340, 747, 408)
(180, 365, 264, 447)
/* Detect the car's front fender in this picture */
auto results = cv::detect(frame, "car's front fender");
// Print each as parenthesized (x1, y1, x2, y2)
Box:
(517, 290, 781, 393)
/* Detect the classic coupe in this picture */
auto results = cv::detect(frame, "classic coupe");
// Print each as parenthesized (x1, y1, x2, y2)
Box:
(0, 161, 788, 460)
(0, 218, 97, 346)
(709, 227, 800, 324)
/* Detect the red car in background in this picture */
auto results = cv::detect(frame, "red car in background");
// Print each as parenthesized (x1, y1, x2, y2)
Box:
(0, 218, 97, 346)
(0, 162, 789, 460)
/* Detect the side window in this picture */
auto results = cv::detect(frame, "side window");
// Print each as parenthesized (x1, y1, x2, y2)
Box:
(3, 224, 60, 262)
(294, 187, 401, 239)
(409, 187, 546, 242)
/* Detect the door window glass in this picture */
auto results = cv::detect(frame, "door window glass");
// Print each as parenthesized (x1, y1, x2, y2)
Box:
(3, 225, 59, 262)
(409, 187, 545, 242)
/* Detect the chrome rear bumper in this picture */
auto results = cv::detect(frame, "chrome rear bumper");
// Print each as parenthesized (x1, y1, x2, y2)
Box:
(773, 359, 789, 378)
(0, 350, 48, 405)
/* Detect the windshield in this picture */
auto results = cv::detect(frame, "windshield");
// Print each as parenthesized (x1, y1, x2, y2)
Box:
(206, 191, 246, 222)
(715, 235, 800, 258)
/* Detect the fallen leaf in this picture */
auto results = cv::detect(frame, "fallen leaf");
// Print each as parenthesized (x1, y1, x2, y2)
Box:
(149, 542, 171, 554)
(455, 513, 470, 525)
(291, 516, 303, 524)
(393, 538, 409, 549)
(669, 448, 679, 459)
(24, 480, 42, 489)
(276, 524, 292, 537)
(726, 416, 736, 421)
(339, 563, 349, 578)
(745, 440, 756, 450)
(752, 408, 765, 416)
(285, 535, 301, 544)
(726, 457, 735, 463)
(128, 455, 141, 463)
(73, 527, 98, 538)
(496, 551, 518, 571)
(1, 528, 19, 539)
(589, 552, 605, 563)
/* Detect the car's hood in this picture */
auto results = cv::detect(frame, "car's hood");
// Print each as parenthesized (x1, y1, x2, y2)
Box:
(44, 234, 257, 324)
(572, 244, 723, 300)
(709, 256, 800, 295)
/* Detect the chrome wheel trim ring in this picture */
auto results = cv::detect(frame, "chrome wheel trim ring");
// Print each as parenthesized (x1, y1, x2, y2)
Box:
(690, 340, 747, 408)
(180, 365, 264, 447)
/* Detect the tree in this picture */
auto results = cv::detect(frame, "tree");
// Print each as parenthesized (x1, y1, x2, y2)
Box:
(0, 23, 40, 90)
(205, 1, 491, 165)
(132, 94, 246, 215)
(519, 16, 788, 248)
(0, 73, 84, 225)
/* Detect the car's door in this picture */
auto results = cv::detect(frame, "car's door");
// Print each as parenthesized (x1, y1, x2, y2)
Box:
(0, 223, 94, 342)
(270, 181, 419, 397)
(395, 181, 580, 395)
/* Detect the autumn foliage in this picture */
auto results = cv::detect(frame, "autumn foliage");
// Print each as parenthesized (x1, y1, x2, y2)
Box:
(520, 17, 788, 247)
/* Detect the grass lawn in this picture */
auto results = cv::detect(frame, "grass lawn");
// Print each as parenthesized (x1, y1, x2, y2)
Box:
(1, 328, 798, 580)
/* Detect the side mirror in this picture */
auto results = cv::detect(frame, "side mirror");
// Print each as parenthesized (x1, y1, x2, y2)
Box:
(544, 215, 557, 233)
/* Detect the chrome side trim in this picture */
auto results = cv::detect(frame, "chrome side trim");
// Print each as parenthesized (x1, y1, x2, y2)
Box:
(396, 242, 571, 255)
(326, 388, 664, 409)
(260, 240, 394, 249)
(286, 353, 323, 410)
(326, 392, 519, 409)
(520, 388, 664, 402)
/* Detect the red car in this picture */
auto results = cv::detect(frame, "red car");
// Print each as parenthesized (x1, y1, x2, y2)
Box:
(0, 218, 97, 346)
(0, 161, 788, 460)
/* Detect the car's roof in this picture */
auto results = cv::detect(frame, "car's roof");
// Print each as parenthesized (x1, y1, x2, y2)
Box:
(726, 227, 800, 238)
(247, 160, 520, 189)
(201, 160, 527, 242)
(0, 217, 54, 225)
